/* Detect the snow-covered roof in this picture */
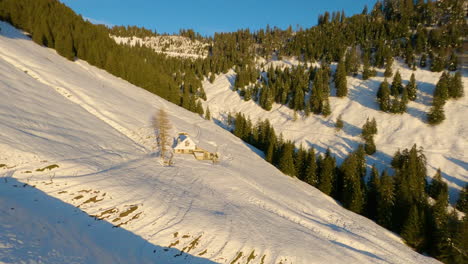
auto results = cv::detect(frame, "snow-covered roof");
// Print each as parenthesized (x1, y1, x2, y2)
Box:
(173, 133, 196, 150)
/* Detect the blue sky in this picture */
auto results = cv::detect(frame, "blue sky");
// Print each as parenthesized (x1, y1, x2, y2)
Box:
(60, 0, 378, 36)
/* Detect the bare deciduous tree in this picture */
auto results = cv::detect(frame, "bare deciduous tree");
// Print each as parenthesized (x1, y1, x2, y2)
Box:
(152, 108, 173, 165)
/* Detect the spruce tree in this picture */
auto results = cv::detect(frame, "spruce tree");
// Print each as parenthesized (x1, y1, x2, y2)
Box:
(364, 136, 376, 155)
(278, 142, 296, 176)
(406, 73, 417, 101)
(401, 205, 426, 251)
(427, 102, 445, 125)
(336, 114, 344, 131)
(428, 169, 447, 199)
(384, 55, 393, 78)
(204, 106, 211, 120)
(456, 184, 468, 214)
(366, 165, 380, 220)
(304, 148, 318, 186)
(377, 79, 391, 112)
(449, 71, 464, 99)
(434, 72, 449, 103)
(391, 70, 402, 97)
(419, 54, 427, 68)
(318, 150, 335, 195)
(377, 170, 395, 229)
(362, 51, 372, 80)
(335, 58, 348, 97)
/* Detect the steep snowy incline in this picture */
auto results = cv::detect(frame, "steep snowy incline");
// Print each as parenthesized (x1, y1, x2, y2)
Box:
(202, 61, 468, 203)
(0, 21, 439, 264)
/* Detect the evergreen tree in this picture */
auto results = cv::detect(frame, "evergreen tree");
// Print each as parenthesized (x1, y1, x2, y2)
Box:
(204, 106, 211, 120)
(278, 142, 296, 176)
(428, 169, 447, 199)
(362, 51, 372, 80)
(336, 114, 344, 131)
(322, 99, 331, 117)
(456, 184, 468, 214)
(366, 165, 380, 220)
(340, 152, 365, 214)
(449, 71, 464, 99)
(318, 149, 335, 195)
(401, 205, 426, 251)
(377, 170, 395, 229)
(304, 148, 318, 186)
(377, 79, 391, 112)
(345, 46, 359, 76)
(427, 101, 445, 125)
(419, 54, 427, 68)
(384, 54, 393, 78)
(195, 100, 204, 115)
(406, 73, 417, 101)
(434, 72, 449, 103)
(335, 58, 348, 97)
(364, 136, 376, 155)
(391, 70, 402, 97)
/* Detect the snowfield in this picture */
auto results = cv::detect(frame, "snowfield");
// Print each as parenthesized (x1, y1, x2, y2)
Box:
(0, 21, 442, 264)
(202, 58, 468, 204)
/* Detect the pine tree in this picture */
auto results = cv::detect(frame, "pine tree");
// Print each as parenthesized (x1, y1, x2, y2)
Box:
(366, 165, 380, 220)
(336, 114, 344, 131)
(278, 142, 296, 176)
(428, 169, 447, 199)
(449, 71, 464, 99)
(456, 184, 468, 214)
(427, 102, 445, 125)
(195, 100, 204, 115)
(434, 72, 449, 103)
(384, 55, 393, 78)
(406, 73, 417, 101)
(322, 99, 331, 116)
(377, 79, 391, 112)
(304, 148, 318, 186)
(364, 136, 376, 155)
(419, 53, 427, 68)
(377, 170, 395, 229)
(340, 152, 365, 214)
(335, 58, 348, 97)
(362, 51, 372, 80)
(401, 205, 426, 251)
(318, 150, 335, 195)
(391, 70, 402, 96)
(204, 106, 211, 120)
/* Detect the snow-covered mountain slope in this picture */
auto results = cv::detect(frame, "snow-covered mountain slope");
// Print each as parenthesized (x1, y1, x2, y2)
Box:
(111, 35, 209, 59)
(202, 60, 468, 203)
(0, 21, 440, 264)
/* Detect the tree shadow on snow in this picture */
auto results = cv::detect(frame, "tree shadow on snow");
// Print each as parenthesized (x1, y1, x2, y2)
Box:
(0, 177, 217, 264)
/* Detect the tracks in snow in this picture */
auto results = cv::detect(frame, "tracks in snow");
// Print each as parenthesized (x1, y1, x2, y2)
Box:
(0, 51, 149, 153)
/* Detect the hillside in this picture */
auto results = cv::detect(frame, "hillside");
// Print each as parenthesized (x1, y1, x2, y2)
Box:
(202, 58, 468, 203)
(111, 35, 209, 58)
(0, 21, 442, 264)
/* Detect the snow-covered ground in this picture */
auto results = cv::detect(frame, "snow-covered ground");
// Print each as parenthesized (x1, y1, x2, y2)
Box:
(203, 59, 468, 204)
(0, 21, 441, 263)
(111, 35, 209, 59)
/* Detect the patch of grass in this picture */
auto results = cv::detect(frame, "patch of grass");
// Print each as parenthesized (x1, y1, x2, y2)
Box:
(198, 249, 207, 256)
(173, 232, 179, 238)
(230, 252, 243, 264)
(73, 194, 84, 200)
(58, 191, 67, 194)
(81, 196, 104, 205)
(182, 234, 190, 238)
(113, 205, 139, 223)
(78, 189, 92, 193)
(185, 235, 202, 253)
(168, 240, 179, 248)
(23, 170, 32, 173)
(35, 164, 59, 172)
(116, 212, 142, 227)
(0, 164, 6, 168)
(260, 255, 266, 264)
(95, 208, 118, 220)
(246, 250, 256, 264)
